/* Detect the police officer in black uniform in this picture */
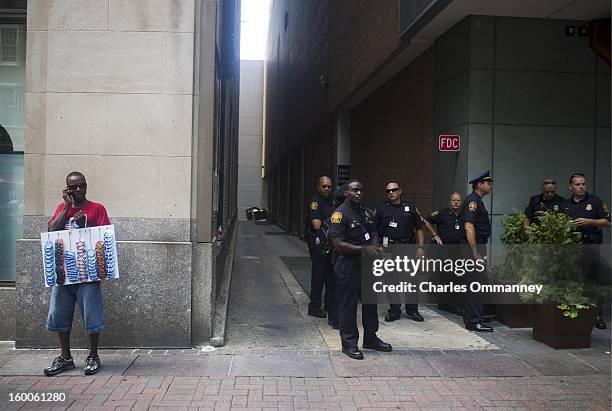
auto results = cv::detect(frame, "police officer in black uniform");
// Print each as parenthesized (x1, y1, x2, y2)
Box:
(329, 179, 392, 359)
(374, 181, 426, 322)
(304, 175, 334, 318)
(461, 171, 494, 332)
(423, 192, 465, 246)
(523, 178, 565, 228)
(561, 173, 611, 329)
(422, 192, 465, 314)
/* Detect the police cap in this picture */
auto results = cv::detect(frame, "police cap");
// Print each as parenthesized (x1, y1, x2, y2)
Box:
(468, 170, 493, 184)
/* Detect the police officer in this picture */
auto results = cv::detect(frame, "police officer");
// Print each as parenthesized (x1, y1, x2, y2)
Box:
(461, 171, 494, 332)
(523, 178, 565, 228)
(374, 181, 426, 322)
(329, 179, 392, 359)
(561, 173, 610, 329)
(423, 192, 465, 246)
(304, 175, 334, 319)
(422, 192, 465, 314)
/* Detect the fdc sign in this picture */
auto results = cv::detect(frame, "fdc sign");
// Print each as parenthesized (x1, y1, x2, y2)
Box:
(438, 135, 461, 152)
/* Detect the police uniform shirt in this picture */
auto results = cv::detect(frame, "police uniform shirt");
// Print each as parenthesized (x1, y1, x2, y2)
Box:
(305, 193, 334, 231)
(524, 193, 565, 223)
(328, 200, 376, 255)
(561, 193, 610, 238)
(374, 200, 422, 242)
(461, 191, 491, 244)
(426, 208, 464, 244)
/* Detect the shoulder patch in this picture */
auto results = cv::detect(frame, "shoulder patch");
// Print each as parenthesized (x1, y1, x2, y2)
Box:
(468, 201, 478, 212)
(331, 211, 342, 224)
(431, 210, 440, 217)
(310, 201, 318, 210)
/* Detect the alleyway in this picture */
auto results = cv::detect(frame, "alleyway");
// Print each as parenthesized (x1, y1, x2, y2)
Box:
(224, 222, 327, 350)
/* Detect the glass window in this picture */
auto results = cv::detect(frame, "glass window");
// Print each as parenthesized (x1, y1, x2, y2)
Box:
(0, 22, 24, 282)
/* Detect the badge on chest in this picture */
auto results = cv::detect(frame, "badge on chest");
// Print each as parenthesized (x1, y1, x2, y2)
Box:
(389, 221, 398, 228)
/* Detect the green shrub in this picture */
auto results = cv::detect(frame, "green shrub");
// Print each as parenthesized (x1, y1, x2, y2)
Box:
(498, 211, 598, 318)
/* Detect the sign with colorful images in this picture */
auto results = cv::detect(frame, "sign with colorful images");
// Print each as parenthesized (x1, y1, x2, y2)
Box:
(40, 225, 119, 287)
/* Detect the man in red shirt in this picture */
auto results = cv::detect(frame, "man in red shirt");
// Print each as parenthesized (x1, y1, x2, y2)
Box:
(44, 171, 110, 376)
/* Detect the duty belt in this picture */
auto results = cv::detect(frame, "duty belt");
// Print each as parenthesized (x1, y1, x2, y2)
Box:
(387, 238, 412, 244)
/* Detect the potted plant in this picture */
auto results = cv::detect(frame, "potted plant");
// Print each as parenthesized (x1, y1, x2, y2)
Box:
(493, 210, 532, 328)
(498, 211, 604, 348)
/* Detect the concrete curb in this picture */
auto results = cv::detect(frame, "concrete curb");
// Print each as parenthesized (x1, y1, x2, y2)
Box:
(210, 222, 238, 347)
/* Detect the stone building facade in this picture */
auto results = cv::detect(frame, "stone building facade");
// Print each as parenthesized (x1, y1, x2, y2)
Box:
(0, 0, 241, 348)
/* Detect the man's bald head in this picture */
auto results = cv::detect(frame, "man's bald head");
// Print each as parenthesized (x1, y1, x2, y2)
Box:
(317, 175, 333, 198)
(449, 192, 462, 211)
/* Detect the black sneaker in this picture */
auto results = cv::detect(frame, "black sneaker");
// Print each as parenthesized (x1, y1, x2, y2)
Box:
(44, 355, 75, 376)
(84, 355, 101, 375)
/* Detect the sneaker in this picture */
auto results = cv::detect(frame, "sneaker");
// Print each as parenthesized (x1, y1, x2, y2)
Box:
(84, 355, 101, 375)
(44, 355, 75, 376)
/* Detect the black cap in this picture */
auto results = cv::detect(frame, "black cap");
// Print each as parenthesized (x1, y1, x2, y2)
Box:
(468, 170, 493, 184)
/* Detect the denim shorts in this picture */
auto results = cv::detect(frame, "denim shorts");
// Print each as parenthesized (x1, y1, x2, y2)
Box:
(46, 282, 105, 335)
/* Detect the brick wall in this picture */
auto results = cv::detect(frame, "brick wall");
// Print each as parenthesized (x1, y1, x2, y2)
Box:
(351, 48, 435, 216)
(265, 0, 403, 166)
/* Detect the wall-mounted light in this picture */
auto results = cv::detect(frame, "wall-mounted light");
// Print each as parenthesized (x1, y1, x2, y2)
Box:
(565, 25, 576, 36)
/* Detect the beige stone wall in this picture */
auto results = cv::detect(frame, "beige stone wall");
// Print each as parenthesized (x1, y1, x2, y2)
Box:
(24, 0, 195, 219)
(238, 60, 264, 220)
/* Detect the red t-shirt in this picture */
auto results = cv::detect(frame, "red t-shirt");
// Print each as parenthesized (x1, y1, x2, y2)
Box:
(49, 201, 111, 230)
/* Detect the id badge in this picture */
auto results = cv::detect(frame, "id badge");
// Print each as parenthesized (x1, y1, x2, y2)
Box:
(389, 221, 398, 228)
(382, 236, 389, 247)
(455, 224, 460, 230)
(364, 233, 370, 241)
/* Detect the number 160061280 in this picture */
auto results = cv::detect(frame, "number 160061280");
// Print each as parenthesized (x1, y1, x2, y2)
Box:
(9, 392, 66, 402)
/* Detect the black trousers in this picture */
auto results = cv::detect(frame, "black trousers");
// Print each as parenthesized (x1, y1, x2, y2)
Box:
(463, 244, 487, 325)
(309, 247, 335, 321)
(388, 304, 418, 313)
(334, 255, 379, 348)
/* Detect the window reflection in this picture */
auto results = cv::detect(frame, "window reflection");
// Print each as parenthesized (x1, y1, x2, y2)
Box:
(0, 22, 24, 282)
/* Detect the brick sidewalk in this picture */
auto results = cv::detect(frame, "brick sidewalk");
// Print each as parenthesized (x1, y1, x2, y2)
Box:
(1, 374, 611, 410)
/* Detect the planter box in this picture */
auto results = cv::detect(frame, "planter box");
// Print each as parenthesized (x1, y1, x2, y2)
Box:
(530, 304, 597, 349)
(495, 304, 533, 328)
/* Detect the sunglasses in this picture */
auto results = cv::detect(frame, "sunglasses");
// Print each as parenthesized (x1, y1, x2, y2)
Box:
(385, 188, 400, 193)
(543, 181, 556, 185)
